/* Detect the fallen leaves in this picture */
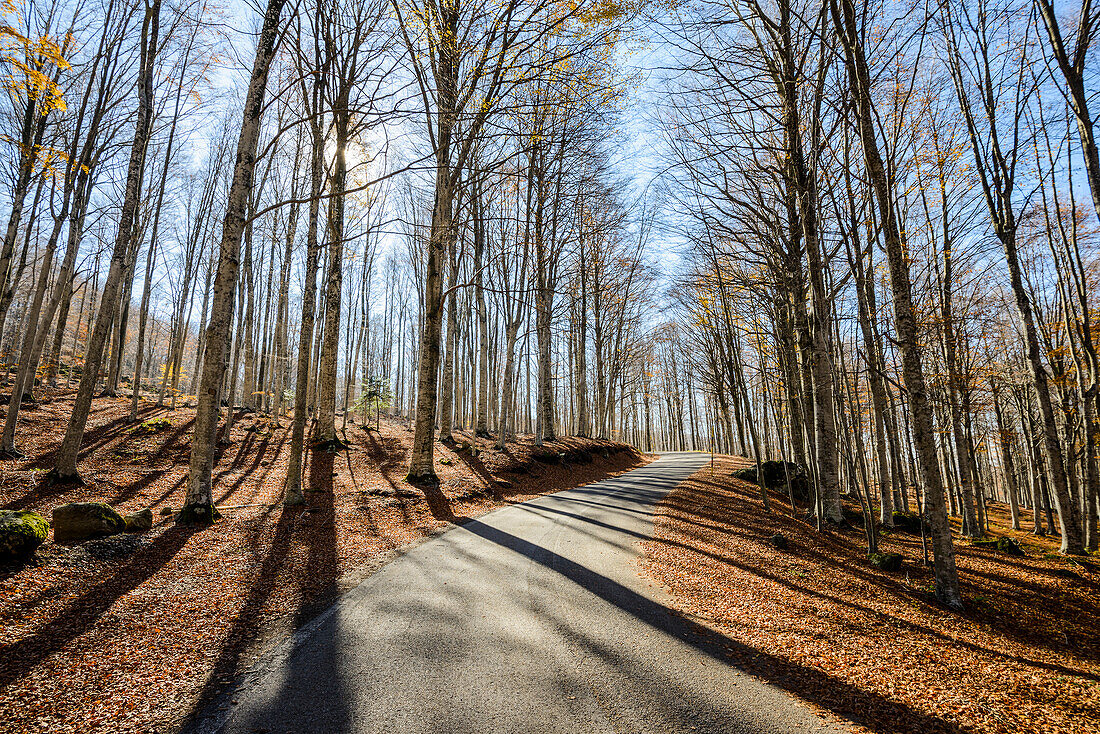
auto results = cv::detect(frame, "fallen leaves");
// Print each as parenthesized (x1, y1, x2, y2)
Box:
(640, 457, 1100, 734)
(0, 391, 648, 733)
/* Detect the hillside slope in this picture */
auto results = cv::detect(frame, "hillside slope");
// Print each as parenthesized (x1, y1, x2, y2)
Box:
(0, 391, 648, 733)
(640, 456, 1100, 734)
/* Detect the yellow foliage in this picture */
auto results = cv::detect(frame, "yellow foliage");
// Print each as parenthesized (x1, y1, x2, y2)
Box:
(0, 0, 70, 113)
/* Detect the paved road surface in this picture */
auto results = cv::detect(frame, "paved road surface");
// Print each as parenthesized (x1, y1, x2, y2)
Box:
(189, 452, 839, 734)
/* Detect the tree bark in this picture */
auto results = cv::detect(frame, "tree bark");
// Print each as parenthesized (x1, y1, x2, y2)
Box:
(284, 121, 324, 504)
(407, 1, 459, 480)
(52, 0, 162, 480)
(182, 0, 287, 521)
(832, 0, 962, 607)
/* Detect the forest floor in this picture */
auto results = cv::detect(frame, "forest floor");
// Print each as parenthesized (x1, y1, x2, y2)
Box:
(0, 389, 648, 734)
(640, 456, 1100, 734)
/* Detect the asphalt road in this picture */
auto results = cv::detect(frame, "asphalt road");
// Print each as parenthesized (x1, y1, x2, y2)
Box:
(189, 452, 839, 734)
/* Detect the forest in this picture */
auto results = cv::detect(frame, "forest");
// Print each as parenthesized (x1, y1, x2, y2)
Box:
(0, 0, 1098, 731)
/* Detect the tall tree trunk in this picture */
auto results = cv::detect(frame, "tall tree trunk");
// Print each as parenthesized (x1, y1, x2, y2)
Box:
(940, 228, 980, 537)
(1002, 239, 1083, 553)
(182, 0, 287, 521)
(847, 232, 895, 526)
(272, 193, 299, 426)
(407, 2, 459, 480)
(496, 317, 521, 450)
(832, 0, 962, 608)
(0, 193, 71, 455)
(315, 117, 348, 448)
(438, 219, 460, 444)
(284, 123, 324, 504)
(575, 238, 590, 438)
(52, 0, 161, 481)
(0, 77, 51, 341)
(991, 381, 1021, 530)
(473, 185, 491, 438)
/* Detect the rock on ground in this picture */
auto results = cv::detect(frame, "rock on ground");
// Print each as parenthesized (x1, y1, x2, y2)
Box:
(51, 502, 125, 542)
(0, 510, 49, 563)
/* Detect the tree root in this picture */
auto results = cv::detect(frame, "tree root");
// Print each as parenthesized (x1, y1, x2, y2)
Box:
(175, 502, 222, 525)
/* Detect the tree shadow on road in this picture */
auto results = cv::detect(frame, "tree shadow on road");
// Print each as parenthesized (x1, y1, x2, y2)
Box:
(458, 517, 966, 734)
(182, 445, 345, 734)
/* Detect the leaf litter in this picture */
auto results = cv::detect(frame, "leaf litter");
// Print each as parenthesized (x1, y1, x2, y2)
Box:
(640, 456, 1100, 734)
(0, 391, 648, 733)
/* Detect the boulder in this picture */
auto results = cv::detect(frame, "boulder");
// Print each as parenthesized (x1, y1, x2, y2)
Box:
(890, 511, 927, 533)
(972, 536, 1025, 557)
(129, 418, 172, 435)
(52, 502, 125, 542)
(786, 476, 811, 500)
(767, 532, 789, 551)
(0, 392, 35, 407)
(734, 461, 809, 498)
(0, 510, 49, 563)
(531, 449, 561, 463)
(869, 552, 904, 572)
(842, 506, 865, 528)
(761, 461, 804, 486)
(123, 509, 154, 533)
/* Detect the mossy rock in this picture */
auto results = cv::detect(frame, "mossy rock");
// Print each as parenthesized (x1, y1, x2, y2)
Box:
(0, 510, 49, 562)
(869, 552, 904, 572)
(129, 418, 173, 435)
(531, 449, 560, 463)
(842, 506, 865, 528)
(891, 511, 927, 533)
(786, 476, 810, 500)
(123, 509, 153, 533)
(0, 392, 34, 406)
(972, 536, 1025, 557)
(734, 461, 809, 498)
(52, 502, 125, 542)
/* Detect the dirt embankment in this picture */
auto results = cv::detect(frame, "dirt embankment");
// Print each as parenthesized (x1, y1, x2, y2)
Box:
(0, 391, 649, 734)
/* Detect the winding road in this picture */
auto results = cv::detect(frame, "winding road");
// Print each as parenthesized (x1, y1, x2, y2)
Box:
(189, 452, 839, 734)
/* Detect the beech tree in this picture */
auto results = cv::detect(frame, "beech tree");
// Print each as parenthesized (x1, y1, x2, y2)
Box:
(52, 0, 160, 481)
(181, 0, 287, 522)
(0, 0, 1095, 578)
